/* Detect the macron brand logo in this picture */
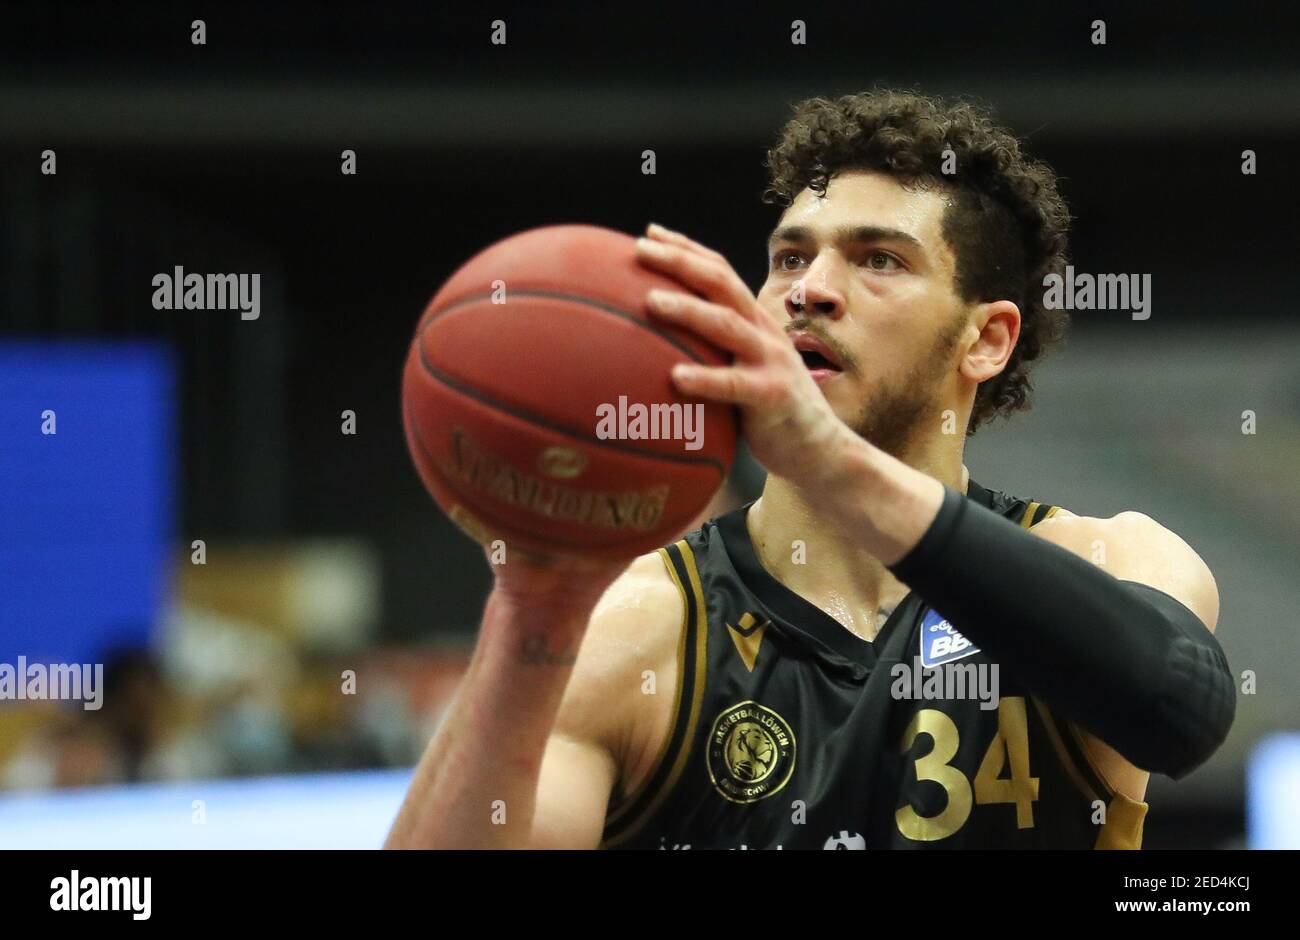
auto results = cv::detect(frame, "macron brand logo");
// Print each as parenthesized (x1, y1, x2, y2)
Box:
(50, 870, 151, 921)
(919, 609, 980, 667)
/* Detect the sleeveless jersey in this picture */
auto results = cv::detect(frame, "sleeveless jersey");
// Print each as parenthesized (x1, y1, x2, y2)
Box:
(600, 480, 1147, 850)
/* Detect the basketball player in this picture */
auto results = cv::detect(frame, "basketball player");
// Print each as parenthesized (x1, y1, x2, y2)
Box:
(386, 90, 1234, 850)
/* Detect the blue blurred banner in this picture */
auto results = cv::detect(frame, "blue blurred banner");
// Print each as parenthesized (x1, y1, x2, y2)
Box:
(0, 341, 174, 664)
(1248, 733, 1300, 849)
(0, 769, 410, 849)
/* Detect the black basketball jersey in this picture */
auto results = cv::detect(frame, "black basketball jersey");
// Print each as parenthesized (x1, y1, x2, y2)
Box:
(600, 480, 1147, 850)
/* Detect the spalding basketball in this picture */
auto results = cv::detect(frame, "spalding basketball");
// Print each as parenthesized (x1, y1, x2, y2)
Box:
(401, 224, 738, 560)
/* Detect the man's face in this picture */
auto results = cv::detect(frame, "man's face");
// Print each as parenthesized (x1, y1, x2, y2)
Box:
(755, 170, 970, 456)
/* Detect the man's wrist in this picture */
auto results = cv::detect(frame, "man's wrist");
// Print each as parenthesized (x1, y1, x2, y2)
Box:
(799, 419, 875, 503)
(803, 424, 947, 565)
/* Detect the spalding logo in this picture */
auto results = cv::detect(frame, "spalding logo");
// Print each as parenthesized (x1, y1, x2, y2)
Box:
(444, 430, 668, 530)
(537, 445, 588, 479)
(919, 608, 980, 668)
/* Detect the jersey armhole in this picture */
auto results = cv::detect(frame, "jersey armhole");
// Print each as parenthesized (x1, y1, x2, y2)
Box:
(1024, 500, 1148, 848)
(1032, 695, 1146, 848)
(600, 541, 709, 848)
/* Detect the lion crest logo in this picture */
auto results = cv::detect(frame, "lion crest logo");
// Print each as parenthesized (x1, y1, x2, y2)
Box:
(706, 701, 795, 803)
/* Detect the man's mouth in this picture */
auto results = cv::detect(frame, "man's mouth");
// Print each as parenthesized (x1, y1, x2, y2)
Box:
(790, 332, 844, 384)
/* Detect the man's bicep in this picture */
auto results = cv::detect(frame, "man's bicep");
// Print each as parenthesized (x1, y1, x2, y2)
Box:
(529, 731, 618, 849)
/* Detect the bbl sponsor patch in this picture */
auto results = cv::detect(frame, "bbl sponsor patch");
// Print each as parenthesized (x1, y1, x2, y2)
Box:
(706, 701, 796, 804)
(919, 608, 980, 667)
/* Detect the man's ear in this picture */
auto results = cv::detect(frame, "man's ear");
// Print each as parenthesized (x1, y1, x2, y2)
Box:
(960, 300, 1021, 384)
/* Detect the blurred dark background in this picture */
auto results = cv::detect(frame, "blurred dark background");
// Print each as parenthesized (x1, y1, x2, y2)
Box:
(1, 0, 1297, 848)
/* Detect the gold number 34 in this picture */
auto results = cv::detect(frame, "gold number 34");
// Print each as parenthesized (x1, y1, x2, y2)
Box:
(896, 697, 1041, 841)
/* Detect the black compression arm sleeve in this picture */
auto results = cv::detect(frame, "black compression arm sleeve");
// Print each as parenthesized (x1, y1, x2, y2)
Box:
(887, 486, 1235, 779)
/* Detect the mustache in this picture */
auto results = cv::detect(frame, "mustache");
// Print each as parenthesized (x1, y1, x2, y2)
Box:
(784, 317, 857, 371)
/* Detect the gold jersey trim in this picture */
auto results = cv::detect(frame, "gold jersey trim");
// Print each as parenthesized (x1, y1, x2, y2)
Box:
(1020, 501, 1042, 529)
(1094, 790, 1147, 850)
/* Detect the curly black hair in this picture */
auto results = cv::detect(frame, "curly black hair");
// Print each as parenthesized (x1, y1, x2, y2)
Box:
(763, 89, 1071, 434)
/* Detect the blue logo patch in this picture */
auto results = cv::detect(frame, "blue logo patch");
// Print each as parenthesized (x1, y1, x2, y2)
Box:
(919, 608, 980, 668)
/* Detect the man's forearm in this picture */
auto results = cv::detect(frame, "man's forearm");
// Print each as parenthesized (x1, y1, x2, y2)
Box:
(385, 592, 588, 849)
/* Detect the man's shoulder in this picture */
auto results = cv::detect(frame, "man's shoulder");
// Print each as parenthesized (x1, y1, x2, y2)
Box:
(573, 550, 686, 691)
(1023, 506, 1220, 633)
(592, 549, 685, 623)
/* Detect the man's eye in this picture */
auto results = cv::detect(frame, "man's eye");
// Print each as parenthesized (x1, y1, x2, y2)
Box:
(866, 251, 900, 271)
(774, 251, 805, 271)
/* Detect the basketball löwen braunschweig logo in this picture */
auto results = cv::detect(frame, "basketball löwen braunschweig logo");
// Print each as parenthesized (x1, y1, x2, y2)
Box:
(707, 701, 796, 803)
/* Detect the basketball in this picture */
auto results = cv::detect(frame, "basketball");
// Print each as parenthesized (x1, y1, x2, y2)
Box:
(401, 224, 738, 560)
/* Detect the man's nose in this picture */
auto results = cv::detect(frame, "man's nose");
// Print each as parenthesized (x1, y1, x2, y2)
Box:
(786, 257, 847, 320)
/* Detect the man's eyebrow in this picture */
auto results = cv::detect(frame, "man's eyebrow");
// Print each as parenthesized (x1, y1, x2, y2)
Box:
(767, 224, 924, 252)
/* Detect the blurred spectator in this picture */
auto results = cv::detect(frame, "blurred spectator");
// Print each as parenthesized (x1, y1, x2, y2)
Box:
(0, 631, 467, 793)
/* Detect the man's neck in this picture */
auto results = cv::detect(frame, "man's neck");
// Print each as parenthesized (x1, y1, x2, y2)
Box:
(745, 441, 968, 642)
